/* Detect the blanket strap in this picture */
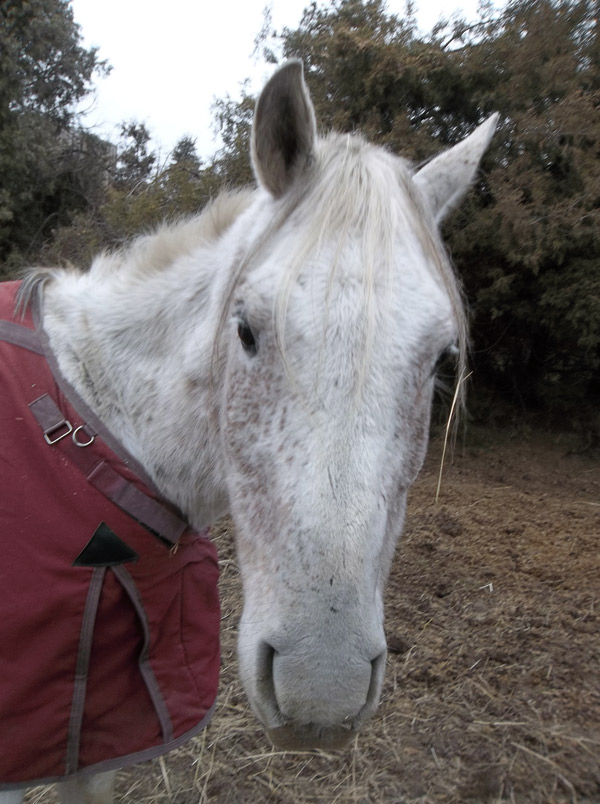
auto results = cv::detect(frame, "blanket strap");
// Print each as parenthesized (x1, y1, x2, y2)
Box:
(0, 320, 44, 354)
(65, 567, 106, 774)
(0, 317, 190, 546)
(28, 393, 187, 545)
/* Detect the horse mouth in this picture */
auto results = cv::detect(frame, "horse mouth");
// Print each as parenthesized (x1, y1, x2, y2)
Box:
(266, 721, 356, 751)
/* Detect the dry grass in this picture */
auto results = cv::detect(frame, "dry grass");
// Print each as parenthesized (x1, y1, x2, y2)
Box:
(25, 428, 600, 803)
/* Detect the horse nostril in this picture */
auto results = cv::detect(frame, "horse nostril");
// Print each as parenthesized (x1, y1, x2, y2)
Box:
(356, 649, 387, 725)
(254, 641, 282, 724)
(257, 641, 275, 686)
(372, 649, 387, 679)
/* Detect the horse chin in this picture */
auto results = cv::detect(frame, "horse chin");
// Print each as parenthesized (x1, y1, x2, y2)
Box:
(266, 722, 356, 751)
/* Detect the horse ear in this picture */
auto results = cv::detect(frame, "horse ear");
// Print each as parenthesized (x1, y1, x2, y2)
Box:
(252, 60, 317, 198)
(414, 113, 499, 223)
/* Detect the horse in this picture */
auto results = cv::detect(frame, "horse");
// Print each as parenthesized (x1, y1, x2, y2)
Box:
(0, 61, 497, 803)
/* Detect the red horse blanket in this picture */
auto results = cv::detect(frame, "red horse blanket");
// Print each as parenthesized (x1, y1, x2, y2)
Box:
(0, 281, 220, 788)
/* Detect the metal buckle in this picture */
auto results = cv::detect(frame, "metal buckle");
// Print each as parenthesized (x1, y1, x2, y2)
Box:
(44, 419, 73, 444)
(72, 425, 95, 448)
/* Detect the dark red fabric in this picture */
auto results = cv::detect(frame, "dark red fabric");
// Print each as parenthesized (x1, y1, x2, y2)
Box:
(0, 281, 220, 785)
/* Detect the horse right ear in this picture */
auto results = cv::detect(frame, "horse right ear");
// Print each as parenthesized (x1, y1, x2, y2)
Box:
(252, 60, 317, 198)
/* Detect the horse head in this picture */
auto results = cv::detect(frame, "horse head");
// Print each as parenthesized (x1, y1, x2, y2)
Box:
(219, 61, 497, 749)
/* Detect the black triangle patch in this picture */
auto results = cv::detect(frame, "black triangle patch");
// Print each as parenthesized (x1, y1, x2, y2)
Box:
(73, 522, 139, 567)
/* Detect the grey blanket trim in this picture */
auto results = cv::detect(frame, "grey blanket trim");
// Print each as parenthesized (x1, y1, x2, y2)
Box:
(0, 700, 217, 791)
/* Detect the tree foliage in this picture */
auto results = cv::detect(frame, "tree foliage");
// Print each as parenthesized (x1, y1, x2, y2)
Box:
(0, 0, 109, 270)
(247, 0, 599, 419)
(441, 0, 599, 416)
(114, 122, 156, 190)
(209, 88, 256, 187)
(39, 137, 221, 270)
(2, 0, 598, 422)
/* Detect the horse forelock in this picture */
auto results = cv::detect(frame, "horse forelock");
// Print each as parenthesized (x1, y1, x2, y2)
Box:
(223, 132, 468, 401)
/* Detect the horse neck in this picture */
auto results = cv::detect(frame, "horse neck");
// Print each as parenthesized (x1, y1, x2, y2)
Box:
(41, 248, 231, 528)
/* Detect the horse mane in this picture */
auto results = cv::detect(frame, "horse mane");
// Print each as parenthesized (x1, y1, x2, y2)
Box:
(89, 189, 254, 279)
(17, 189, 254, 312)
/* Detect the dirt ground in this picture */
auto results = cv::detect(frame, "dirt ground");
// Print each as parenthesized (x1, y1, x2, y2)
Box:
(27, 426, 599, 803)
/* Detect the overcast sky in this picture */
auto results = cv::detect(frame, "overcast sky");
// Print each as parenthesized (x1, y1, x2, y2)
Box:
(69, 0, 487, 161)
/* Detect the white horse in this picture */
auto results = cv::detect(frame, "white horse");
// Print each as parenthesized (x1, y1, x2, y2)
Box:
(0, 61, 497, 803)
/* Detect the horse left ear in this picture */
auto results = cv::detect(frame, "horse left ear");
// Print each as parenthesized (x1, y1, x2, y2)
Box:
(252, 60, 317, 198)
(414, 113, 499, 223)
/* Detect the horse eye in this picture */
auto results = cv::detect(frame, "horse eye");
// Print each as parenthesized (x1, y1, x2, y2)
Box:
(237, 321, 257, 355)
(431, 344, 458, 378)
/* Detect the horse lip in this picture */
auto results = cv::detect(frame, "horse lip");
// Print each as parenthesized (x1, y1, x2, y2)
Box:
(266, 720, 356, 751)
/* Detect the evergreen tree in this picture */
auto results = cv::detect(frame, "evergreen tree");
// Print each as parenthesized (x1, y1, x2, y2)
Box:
(114, 122, 156, 190)
(0, 0, 109, 271)
(447, 0, 599, 415)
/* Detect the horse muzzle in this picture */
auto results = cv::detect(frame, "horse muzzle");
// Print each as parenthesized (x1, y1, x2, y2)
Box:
(244, 636, 388, 751)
